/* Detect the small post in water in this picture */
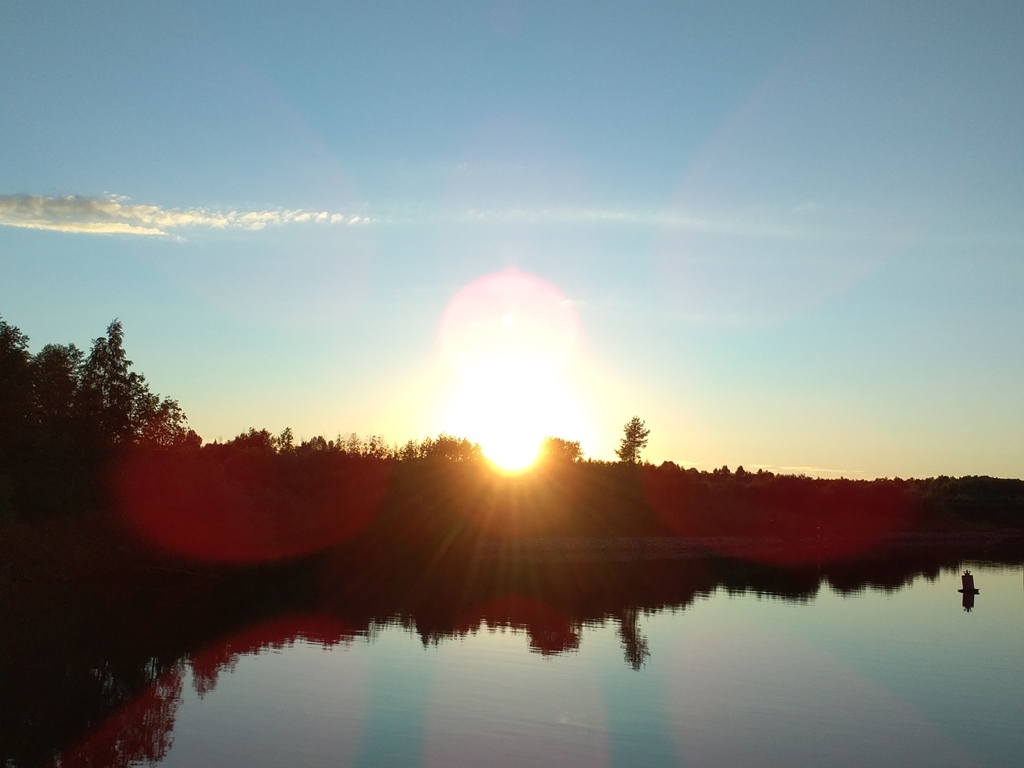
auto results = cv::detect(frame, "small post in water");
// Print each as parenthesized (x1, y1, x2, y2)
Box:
(958, 569, 980, 612)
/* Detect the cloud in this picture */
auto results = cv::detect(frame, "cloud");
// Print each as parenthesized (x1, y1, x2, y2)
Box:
(792, 201, 821, 214)
(445, 206, 806, 238)
(0, 194, 371, 236)
(452, 207, 715, 228)
(0, 195, 825, 241)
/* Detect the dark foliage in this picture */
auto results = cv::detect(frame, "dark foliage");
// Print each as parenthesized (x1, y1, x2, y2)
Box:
(0, 317, 199, 521)
(4, 314, 1024, 544)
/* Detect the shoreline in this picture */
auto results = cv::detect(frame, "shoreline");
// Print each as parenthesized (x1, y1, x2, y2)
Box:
(479, 530, 1024, 562)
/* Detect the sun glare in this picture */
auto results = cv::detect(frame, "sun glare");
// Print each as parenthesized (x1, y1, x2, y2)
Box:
(448, 361, 554, 473)
(482, 431, 543, 474)
(437, 271, 586, 473)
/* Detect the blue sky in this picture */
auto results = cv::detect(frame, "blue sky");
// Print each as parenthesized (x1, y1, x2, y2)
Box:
(2, 1, 1022, 477)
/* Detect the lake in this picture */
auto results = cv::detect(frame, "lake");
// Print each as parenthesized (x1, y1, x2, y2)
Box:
(19, 552, 1019, 768)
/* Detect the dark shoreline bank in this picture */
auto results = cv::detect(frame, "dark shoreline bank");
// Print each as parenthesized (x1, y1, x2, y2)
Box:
(477, 529, 1024, 561)
(4, 512, 1024, 592)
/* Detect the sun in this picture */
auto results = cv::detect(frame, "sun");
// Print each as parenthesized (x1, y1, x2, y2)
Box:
(480, 428, 543, 474)
(436, 270, 588, 473)
(448, 361, 555, 473)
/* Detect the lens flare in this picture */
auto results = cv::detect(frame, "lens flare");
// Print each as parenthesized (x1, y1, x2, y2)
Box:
(437, 270, 584, 472)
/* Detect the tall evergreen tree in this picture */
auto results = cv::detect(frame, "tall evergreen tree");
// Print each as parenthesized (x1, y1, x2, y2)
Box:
(615, 416, 650, 465)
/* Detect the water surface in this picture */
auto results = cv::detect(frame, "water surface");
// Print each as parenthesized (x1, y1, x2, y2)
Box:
(145, 562, 1023, 768)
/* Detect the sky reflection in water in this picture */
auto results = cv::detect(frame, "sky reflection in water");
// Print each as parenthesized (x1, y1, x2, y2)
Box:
(157, 564, 1024, 768)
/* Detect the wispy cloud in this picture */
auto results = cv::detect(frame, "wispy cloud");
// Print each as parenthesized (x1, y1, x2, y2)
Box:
(0, 194, 371, 236)
(442, 206, 807, 238)
(451, 207, 716, 228)
(0, 194, 832, 241)
(791, 200, 821, 214)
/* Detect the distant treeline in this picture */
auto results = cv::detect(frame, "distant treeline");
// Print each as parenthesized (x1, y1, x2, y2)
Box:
(105, 422, 1024, 568)
(3, 316, 1023, 544)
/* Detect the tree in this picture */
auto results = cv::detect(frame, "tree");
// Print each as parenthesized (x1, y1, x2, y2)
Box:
(0, 318, 33, 518)
(228, 428, 277, 452)
(136, 397, 200, 448)
(28, 344, 87, 514)
(615, 416, 650, 465)
(275, 427, 295, 453)
(422, 434, 483, 462)
(0, 318, 33, 445)
(298, 435, 331, 454)
(79, 320, 195, 449)
(398, 439, 418, 461)
(0, 316, 199, 517)
(31, 343, 84, 443)
(539, 437, 583, 464)
(80, 320, 168, 446)
(0, 318, 33, 446)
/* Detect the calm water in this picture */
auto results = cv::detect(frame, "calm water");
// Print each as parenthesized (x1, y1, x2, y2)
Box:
(131, 562, 1023, 768)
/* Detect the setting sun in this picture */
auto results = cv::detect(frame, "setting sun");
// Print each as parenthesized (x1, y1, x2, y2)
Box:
(447, 361, 556, 473)
(436, 270, 588, 472)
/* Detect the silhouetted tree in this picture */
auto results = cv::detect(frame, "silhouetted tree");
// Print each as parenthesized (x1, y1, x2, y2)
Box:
(0, 319, 33, 441)
(27, 344, 86, 513)
(0, 318, 33, 517)
(341, 432, 363, 455)
(421, 434, 483, 462)
(361, 434, 390, 460)
(539, 437, 583, 464)
(136, 397, 200, 448)
(398, 439, 418, 461)
(615, 416, 650, 465)
(298, 435, 331, 454)
(0, 316, 201, 517)
(31, 344, 83, 441)
(228, 428, 277, 452)
(275, 427, 294, 453)
(77, 320, 194, 449)
(78, 320, 144, 446)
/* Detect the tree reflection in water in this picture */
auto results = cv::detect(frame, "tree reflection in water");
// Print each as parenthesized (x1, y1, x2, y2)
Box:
(56, 666, 183, 768)
(2, 533, 1022, 768)
(617, 607, 651, 671)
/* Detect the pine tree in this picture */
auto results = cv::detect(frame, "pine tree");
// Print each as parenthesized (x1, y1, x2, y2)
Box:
(615, 416, 650, 465)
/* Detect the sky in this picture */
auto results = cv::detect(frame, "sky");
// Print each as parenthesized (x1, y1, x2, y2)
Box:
(2, 1, 1022, 478)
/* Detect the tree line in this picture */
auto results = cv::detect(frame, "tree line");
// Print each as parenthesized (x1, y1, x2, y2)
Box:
(0, 317, 197, 519)
(2, 315, 1022, 536)
(0, 316, 590, 522)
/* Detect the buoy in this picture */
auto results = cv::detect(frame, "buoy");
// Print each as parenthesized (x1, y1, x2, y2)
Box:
(958, 569, 980, 594)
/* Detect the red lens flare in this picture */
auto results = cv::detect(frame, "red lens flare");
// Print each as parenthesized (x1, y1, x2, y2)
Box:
(641, 468, 914, 565)
(114, 447, 390, 564)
